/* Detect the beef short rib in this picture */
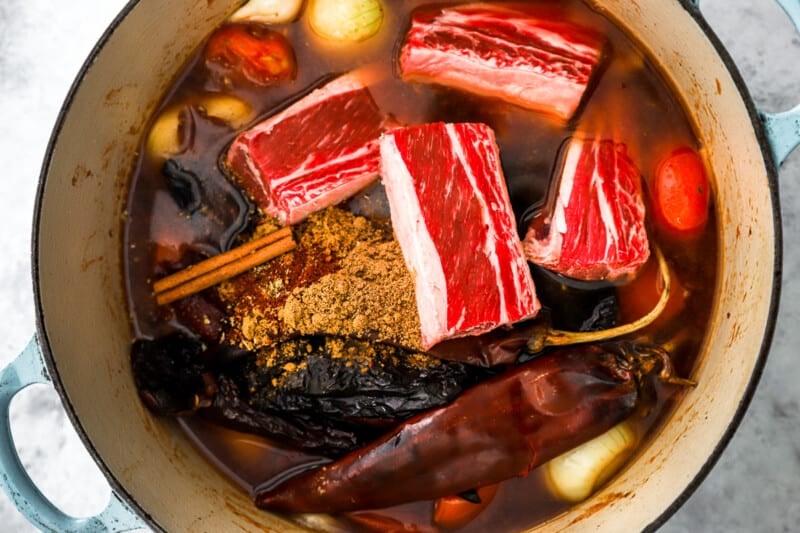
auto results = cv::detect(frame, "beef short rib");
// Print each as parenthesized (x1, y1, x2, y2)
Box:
(523, 137, 650, 281)
(399, 3, 605, 122)
(381, 122, 540, 349)
(225, 73, 385, 225)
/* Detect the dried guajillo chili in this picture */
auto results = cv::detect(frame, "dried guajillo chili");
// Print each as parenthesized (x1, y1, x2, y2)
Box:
(255, 342, 693, 513)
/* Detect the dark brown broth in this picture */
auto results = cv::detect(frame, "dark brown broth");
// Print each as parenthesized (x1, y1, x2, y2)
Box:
(124, 0, 717, 531)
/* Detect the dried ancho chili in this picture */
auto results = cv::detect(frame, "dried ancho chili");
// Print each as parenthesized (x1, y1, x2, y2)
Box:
(157, 156, 254, 260)
(530, 264, 619, 332)
(206, 372, 369, 457)
(131, 334, 214, 416)
(132, 333, 484, 457)
(208, 336, 482, 456)
(243, 336, 481, 422)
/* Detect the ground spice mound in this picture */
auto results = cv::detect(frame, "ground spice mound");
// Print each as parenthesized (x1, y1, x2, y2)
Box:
(217, 207, 415, 350)
(298, 205, 390, 254)
(281, 240, 423, 350)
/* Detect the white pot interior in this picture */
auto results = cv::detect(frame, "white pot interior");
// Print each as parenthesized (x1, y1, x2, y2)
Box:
(33, 0, 777, 531)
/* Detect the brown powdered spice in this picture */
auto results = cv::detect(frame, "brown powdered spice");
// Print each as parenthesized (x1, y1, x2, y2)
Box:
(281, 241, 423, 350)
(217, 207, 417, 351)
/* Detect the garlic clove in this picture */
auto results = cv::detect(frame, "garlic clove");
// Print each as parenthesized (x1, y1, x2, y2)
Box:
(544, 420, 638, 503)
(199, 94, 254, 129)
(147, 107, 191, 159)
(229, 0, 304, 25)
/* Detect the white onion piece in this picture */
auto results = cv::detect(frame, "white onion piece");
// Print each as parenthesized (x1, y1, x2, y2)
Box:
(229, 0, 304, 24)
(544, 420, 638, 503)
(307, 0, 384, 42)
(200, 95, 253, 129)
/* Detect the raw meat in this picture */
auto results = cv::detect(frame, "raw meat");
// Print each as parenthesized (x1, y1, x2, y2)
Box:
(381, 122, 540, 349)
(522, 137, 650, 281)
(225, 73, 386, 225)
(399, 3, 605, 122)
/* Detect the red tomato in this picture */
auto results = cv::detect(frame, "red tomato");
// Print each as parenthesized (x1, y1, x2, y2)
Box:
(652, 147, 710, 238)
(433, 485, 499, 530)
(205, 24, 296, 86)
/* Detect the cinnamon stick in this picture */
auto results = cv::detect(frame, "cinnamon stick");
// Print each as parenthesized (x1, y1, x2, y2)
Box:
(153, 226, 292, 294)
(154, 228, 296, 306)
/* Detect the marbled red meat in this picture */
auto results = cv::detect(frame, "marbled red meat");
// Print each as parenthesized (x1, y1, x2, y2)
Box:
(225, 74, 385, 224)
(523, 138, 650, 281)
(399, 3, 605, 122)
(380, 122, 540, 349)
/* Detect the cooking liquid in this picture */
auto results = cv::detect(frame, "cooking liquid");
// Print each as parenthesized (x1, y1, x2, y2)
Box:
(124, 1, 717, 531)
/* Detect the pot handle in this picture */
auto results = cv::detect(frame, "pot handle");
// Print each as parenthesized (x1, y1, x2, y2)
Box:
(761, 0, 800, 166)
(0, 336, 147, 532)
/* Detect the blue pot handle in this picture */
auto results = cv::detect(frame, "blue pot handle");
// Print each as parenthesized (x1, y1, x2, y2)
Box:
(0, 336, 147, 532)
(762, 0, 800, 166)
(693, 0, 800, 165)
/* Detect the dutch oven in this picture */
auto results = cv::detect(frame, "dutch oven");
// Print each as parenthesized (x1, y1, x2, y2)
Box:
(1, 0, 799, 531)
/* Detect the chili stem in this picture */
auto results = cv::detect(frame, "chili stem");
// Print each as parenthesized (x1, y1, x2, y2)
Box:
(528, 246, 671, 353)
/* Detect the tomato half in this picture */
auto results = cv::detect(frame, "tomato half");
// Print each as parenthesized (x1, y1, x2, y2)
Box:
(652, 147, 710, 238)
(205, 24, 296, 86)
(433, 485, 500, 530)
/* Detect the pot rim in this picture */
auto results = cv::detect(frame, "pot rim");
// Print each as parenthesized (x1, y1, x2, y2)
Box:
(642, 1, 783, 529)
(27, 1, 784, 531)
(29, 5, 162, 530)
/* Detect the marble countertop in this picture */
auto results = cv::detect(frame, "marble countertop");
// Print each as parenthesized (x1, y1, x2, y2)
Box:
(1, 1, 798, 531)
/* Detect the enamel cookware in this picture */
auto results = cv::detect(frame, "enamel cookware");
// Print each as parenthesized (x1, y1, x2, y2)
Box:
(1, 1, 799, 531)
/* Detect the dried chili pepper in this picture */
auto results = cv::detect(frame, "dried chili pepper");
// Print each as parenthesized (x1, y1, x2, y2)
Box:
(202, 375, 369, 457)
(255, 342, 692, 513)
(243, 336, 482, 423)
(131, 333, 213, 416)
(203, 336, 485, 457)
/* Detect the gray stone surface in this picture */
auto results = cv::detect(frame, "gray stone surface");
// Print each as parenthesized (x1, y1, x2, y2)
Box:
(0, 1, 798, 531)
